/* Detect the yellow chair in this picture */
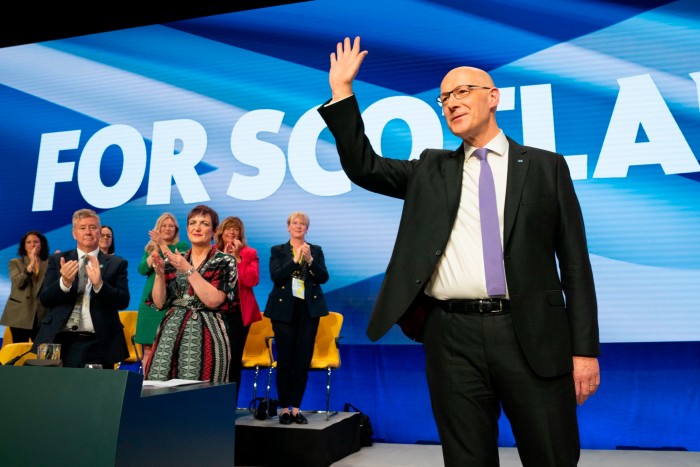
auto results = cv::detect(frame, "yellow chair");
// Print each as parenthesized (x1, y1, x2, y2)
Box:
(118, 311, 143, 372)
(241, 315, 276, 405)
(0, 342, 35, 366)
(310, 311, 344, 420)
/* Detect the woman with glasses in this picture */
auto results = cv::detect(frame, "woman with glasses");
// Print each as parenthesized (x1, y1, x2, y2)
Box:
(98, 226, 115, 255)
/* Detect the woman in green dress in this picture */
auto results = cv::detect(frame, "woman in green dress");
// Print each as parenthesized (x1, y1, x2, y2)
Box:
(134, 212, 189, 367)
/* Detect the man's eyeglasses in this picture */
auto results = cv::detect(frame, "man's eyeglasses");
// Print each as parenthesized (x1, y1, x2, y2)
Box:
(436, 84, 492, 107)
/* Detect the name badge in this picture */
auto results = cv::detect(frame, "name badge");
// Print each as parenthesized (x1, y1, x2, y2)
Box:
(292, 277, 305, 299)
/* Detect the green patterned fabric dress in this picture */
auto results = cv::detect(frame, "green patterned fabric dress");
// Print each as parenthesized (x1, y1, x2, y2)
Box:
(134, 241, 189, 346)
(144, 248, 237, 382)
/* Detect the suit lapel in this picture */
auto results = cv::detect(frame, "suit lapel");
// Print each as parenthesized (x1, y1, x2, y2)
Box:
(440, 138, 528, 250)
(66, 250, 79, 263)
(30, 256, 47, 289)
(97, 251, 108, 271)
(443, 147, 466, 226)
(504, 138, 529, 249)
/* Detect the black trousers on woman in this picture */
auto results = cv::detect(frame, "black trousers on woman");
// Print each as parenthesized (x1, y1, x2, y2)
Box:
(271, 298, 319, 409)
(10, 327, 35, 343)
(226, 308, 250, 405)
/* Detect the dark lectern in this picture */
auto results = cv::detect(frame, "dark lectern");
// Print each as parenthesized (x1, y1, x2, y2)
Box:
(0, 366, 236, 466)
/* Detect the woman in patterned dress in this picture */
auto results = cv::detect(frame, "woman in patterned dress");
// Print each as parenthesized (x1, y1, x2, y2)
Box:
(144, 205, 238, 382)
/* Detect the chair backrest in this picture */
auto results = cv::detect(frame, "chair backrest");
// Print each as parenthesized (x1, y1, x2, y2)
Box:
(0, 342, 35, 365)
(2, 326, 13, 349)
(310, 311, 343, 369)
(241, 315, 275, 368)
(118, 311, 141, 363)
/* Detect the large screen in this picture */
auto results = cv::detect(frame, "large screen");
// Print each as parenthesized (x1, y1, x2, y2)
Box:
(1, 0, 698, 344)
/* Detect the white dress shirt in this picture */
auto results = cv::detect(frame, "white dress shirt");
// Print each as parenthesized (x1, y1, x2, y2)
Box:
(425, 130, 509, 300)
(60, 248, 100, 332)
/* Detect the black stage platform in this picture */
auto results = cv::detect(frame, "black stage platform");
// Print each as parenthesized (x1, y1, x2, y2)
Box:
(235, 411, 362, 467)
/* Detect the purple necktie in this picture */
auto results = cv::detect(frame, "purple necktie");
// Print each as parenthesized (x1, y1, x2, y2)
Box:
(473, 148, 506, 297)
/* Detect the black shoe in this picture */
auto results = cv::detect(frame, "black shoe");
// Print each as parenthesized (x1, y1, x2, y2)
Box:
(279, 412, 292, 425)
(293, 412, 308, 424)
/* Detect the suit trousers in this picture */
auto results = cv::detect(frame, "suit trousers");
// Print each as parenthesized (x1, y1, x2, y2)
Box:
(423, 307, 580, 467)
(271, 299, 319, 409)
(54, 331, 112, 369)
(226, 309, 250, 405)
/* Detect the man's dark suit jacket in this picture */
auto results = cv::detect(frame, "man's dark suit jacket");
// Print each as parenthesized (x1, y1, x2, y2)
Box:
(34, 250, 130, 365)
(319, 95, 599, 378)
(264, 242, 330, 322)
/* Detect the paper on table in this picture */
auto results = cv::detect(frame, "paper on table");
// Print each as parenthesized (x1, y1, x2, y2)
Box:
(142, 379, 204, 387)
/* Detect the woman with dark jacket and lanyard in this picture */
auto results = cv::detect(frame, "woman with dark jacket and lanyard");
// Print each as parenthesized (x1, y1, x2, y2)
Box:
(265, 211, 329, 425)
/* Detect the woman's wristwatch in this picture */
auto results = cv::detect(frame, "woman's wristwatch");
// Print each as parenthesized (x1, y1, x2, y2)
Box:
(185, 267, 195, 276)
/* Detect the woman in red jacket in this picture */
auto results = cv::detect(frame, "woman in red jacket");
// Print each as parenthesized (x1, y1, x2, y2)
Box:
(215, 216, 262, 403)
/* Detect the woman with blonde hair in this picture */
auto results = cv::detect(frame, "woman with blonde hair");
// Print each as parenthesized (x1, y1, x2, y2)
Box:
(134, 212, 189, 366)
(265, 211, 330, 424)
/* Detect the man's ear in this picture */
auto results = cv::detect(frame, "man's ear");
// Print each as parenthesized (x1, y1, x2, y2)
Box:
(489, 87, 500, 109)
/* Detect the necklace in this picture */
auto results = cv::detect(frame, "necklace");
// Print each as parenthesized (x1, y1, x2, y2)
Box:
(290, 242, 304, 265)
(290, 242, 308, 278)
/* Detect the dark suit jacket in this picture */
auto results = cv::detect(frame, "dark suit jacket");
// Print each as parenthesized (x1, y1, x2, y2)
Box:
(264, 242, 330, 322)
(319, 95, 599, 378)
(0, 257, 47, 329)
(34, 250, 130, 364)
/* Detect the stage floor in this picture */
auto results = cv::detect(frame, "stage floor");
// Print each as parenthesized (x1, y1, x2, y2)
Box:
(329, 443, 700, 466)
(233, 411, 700, 466)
